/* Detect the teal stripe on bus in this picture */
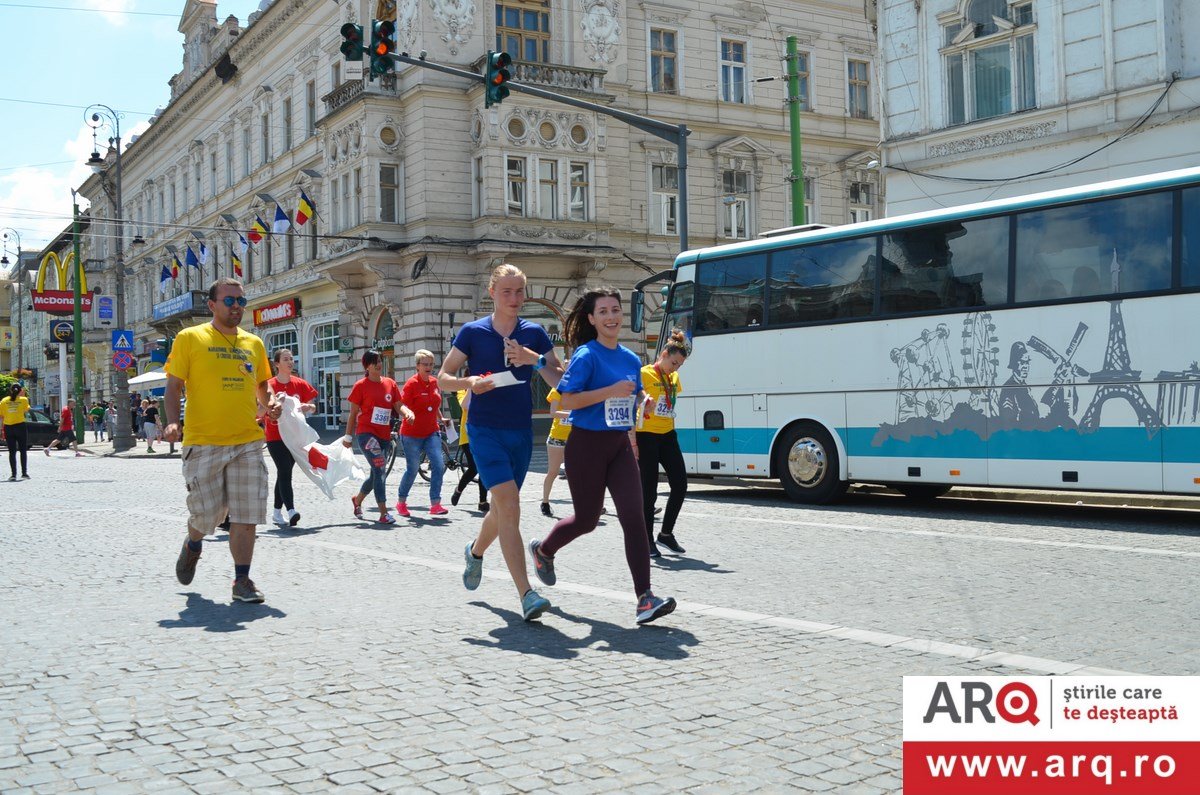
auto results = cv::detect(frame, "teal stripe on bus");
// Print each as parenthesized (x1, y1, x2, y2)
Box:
(677, 425, 1200, 464)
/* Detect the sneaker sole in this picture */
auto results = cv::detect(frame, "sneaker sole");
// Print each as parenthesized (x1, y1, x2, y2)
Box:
(636, 597, 677, 625)
(175, 544, 200, 586)
(232, 593, 265, 603)
(523, 601, 549, 621)
(289, 513, 301, 527)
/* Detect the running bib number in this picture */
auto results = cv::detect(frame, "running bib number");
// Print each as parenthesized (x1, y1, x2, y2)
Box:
(654, 395, 675, 419)
(370, 406, 392, 426)
(604, 396, 635, 428)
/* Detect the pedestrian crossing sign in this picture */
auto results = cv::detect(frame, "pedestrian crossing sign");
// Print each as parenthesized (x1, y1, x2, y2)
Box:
(111, 330, 134, 351)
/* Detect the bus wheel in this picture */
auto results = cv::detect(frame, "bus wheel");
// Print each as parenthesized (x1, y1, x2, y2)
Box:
(895, 484, 951, 500)
(775, 422, 847, 504)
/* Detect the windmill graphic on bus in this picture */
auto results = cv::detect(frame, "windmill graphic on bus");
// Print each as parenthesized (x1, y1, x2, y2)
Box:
(878, 247, 1168, 444)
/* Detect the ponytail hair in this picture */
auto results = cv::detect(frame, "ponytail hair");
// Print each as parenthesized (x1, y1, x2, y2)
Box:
(662, 328, 690, 358)
(563, 288, 621, 348)
(7, 383, 20, 400)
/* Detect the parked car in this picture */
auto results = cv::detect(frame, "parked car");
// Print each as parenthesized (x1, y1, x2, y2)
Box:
(24, 409, 59, 448)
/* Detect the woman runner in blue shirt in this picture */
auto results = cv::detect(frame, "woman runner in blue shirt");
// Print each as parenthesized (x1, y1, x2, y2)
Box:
(528, 288, 676, 624)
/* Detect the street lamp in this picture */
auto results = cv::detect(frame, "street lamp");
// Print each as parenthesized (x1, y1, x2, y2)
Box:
(0, 228, 22, 373)
(85, 104, 135, 453)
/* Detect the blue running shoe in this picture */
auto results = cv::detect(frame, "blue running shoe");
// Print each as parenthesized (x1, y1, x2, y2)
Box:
(636, 591, 677, 624)
(529, 539, 556, 586)
(521, 589, 550, 621)
(462, 542, 483, 590)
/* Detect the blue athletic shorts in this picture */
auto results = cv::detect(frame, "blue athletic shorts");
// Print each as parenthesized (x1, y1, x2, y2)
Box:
(467, 423, 532, 490)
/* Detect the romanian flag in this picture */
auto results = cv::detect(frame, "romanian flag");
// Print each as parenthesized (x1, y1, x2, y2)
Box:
(295, 190, 315, 228)
(170, 254, 181, 279)
(159, 265, 172, 294)
(247, 215, 268, 244)
(231, 246, 243, 278)
(272, 204, 291, 235)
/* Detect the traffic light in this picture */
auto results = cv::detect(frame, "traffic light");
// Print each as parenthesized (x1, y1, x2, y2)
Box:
(484, 51, 512, 108)
(339, 23, 363, 62)
(369, 19, 396, 77)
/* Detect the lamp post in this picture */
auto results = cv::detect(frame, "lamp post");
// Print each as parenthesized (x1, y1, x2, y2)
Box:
(1, 228, 21, 373)
(85, 104, 134, 452)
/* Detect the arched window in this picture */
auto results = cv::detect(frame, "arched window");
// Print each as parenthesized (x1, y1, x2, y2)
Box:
(943, 2, 1036, 125)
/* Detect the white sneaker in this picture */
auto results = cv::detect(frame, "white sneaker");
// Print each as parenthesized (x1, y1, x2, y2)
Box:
(272, 509, 287, 526)
(287, 508, 301, 527)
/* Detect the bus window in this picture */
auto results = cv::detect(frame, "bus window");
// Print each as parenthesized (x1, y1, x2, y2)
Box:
(767, 236, 876, 324)
(881, 216, 1008, 313)
(694, 253, 767, 333)
(1182, 188, 1200, 288)
(1015, 191, 1172, 301)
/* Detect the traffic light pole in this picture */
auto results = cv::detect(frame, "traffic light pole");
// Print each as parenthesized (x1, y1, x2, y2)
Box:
(388, 52, 691, 252)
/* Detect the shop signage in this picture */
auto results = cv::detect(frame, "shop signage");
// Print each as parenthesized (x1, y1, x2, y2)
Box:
(49, 319, 74, 344)
(152, 291, 196, 321)
(253, 298, 301, 327)
(97, 296, 114, 324)
(31, 252, 93, 315)
(338, 337, 354, 353)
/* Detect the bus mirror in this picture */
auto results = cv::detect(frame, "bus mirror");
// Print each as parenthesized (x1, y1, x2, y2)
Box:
(630, 290, 644, 333)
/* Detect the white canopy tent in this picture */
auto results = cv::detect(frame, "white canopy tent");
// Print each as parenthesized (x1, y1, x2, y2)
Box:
(126, 368, 168, 388)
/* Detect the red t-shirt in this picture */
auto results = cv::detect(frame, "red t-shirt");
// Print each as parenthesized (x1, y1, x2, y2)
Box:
(399, 375, 442, 437)
(348, 376, 401, 439)
(264, 376, 319, 442)
(60, 407, 74, 431)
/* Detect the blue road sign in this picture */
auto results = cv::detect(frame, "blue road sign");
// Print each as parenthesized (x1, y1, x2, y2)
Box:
(111, 330, 134, 351)
(98, 296, 114, 321)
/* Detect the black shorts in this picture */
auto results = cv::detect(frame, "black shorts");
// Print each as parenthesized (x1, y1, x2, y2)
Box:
(56, 430, 76, 444)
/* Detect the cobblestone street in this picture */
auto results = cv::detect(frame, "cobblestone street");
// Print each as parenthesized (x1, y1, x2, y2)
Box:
(1, 450, 1197, 792)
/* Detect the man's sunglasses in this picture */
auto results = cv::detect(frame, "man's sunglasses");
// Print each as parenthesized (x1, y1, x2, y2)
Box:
(218, 296, 248, 307)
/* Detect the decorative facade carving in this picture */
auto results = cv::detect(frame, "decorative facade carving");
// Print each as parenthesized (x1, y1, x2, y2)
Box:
(927, 121, 1058, 158)
(428, 0, 476, 55)
(395, 0, 419, 54)
(580, 0, 622, 64)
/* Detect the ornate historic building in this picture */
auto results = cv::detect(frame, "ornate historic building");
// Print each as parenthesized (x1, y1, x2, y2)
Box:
(877, 0, 1200, 214)
(79, 0, 878, 429)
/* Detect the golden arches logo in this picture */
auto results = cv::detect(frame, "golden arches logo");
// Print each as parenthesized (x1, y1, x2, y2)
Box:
(35, 251, 88, 293)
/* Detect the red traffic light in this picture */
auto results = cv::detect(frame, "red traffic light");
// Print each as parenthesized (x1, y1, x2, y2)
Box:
(374, 20, 396, 55)
(489, 52, 512, 85)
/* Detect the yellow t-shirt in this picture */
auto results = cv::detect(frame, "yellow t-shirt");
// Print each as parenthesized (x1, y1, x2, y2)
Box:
(639, 364, 682, 435)
(166, 323, 270, 446)
(456, 390, 470, 446)
(1, 396, 30, 426)
(547, 388, 572, 441)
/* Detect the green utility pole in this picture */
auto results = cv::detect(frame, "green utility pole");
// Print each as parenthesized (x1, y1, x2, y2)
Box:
(71, 191, 85, 436)
(786, 36, 805, 226)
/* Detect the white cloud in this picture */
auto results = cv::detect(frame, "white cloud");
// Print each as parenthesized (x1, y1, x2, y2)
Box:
(80, 0, 136, 27)
(0, 119, 149, 251)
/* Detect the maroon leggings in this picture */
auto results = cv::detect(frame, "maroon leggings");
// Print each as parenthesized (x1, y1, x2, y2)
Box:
(540, 426, 651, 596)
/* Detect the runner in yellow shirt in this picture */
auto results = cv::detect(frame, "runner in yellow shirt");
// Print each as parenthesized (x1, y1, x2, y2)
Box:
(540, 384, 572, 517)
(636, 329, 690, 556)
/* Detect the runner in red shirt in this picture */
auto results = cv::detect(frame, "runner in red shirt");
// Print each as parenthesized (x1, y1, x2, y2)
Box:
(343, 349, 402, 523)
(395, 349, 448, 517)
(45, 398, 81, 457)
(264, 349, 319, 527)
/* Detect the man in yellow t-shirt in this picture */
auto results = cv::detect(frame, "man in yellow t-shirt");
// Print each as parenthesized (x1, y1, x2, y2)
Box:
(164, 277, 281, 604)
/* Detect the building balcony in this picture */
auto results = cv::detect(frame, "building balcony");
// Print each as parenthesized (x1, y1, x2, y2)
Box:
(321, 74, 400, 117)
(470, 57, 611, 99)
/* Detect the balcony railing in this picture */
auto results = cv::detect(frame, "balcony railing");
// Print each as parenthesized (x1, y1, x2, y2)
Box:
(321, 74, 400, 116)
(470, 57, 609, 97)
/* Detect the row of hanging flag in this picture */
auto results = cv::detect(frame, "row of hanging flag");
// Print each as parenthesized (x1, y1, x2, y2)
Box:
(158, 190, 317, 294)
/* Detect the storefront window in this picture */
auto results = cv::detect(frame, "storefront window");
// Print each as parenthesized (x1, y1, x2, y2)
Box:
(266, 328, 300, 374)
(311, 322, 341, 430)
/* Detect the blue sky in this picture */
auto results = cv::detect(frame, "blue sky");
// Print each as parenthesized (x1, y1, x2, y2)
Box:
(0, 1, 264, 254)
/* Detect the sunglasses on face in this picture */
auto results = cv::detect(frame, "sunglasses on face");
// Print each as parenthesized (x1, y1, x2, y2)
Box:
(219, 296, 248, 307)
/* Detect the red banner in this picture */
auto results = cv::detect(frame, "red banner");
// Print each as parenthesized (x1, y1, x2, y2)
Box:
(253, 298, 300, 327)
(32, 290, 94, 315)
(904, 741, 1200, 794)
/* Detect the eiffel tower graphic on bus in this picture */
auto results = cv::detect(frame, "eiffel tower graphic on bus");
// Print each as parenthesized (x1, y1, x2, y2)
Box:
(1078, 249, 1161, 435)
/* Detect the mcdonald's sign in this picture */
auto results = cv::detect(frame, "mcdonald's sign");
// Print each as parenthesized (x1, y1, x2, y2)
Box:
(31, 251, 92, 316)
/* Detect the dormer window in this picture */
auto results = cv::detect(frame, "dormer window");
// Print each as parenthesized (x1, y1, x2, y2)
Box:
(943, 1, 1035, 125)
